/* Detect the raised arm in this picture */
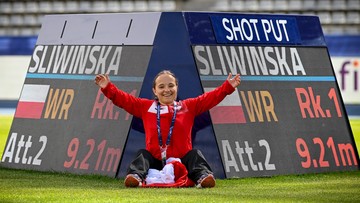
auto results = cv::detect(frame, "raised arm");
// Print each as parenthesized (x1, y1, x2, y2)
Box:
(94, 74, 144, 118)
(188, 73, 241, 115)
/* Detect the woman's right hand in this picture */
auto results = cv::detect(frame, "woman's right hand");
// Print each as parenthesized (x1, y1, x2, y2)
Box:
(94, 74, 110, 88)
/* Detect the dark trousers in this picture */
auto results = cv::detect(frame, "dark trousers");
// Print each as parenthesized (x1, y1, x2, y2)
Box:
(127, 149, 213, 183)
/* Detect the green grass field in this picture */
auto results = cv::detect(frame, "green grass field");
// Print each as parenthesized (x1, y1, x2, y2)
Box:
(0, 116, 13, 156)
(0, 167, 359, 202)
(1, 115, 360, 202)
(350, 119, 360, 152)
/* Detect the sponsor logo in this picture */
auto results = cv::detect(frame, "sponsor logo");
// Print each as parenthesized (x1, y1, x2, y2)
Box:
(339, 59, 359, 91)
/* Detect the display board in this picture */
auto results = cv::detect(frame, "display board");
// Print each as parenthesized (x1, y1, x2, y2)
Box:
(1, 12, 358, 179)
(1, 13, 160, 177)
(185, 13, 359, 177)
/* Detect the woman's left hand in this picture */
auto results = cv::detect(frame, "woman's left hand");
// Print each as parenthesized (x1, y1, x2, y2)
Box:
(227, 73, 241, 88)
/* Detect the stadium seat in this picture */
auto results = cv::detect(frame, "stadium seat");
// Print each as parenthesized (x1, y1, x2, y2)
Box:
(79, 1, 92, 12)
(317, 0, 331, 10)
(348, 0, 360, 10)
(303, 0, 315, 10)
(107, 1, 121, 12)
(9, 28, 21, 36)
(347, 12, 360, 24)
(0, 15, 10, 26)
(134, 1, 148, 11)
(93, 1, 107, 12)
(36, 15, 44, 26)
(273, 0, 288, 11)
(0, 2, 12, 14)
(213, 1, 229, 11)
(317, 12, 332, 24)
(23, 14, 38, 26)
(258, 0, 273, 11)
(52, 2, 65, 13)
(230, 0, 244, 11)
(332, 0, 346, 10)
(323, 25, 332, 34)
(0, 29, 6, 35)
(120, 1, 135, 12)
(39, 1, 52, 13)
(344, 26, 360, 35)
(244, 0, 259, 11)
(20, 28, 34, 36)
(32, 27, 40, 36)
(66, 1, 79, 12)
(12, 2, 26, 13)
(162, 0, 176, 11)
(332, 11, 346, 24)
(329, 25, 344, 34)
(26, 1, 39, 13)
(148, 0, 162, 11)
(288, 0, 302, 10)
(10, 15, 23, 26)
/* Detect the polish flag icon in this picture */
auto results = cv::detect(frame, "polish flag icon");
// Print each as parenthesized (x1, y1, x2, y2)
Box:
(15, 84, 50, 119)
(205, 88, 246, 124)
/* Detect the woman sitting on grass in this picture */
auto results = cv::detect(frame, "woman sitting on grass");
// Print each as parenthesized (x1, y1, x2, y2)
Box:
(94, 70, 241, 188)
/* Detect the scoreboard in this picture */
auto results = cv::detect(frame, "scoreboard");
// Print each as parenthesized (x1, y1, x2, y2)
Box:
(186, 13, 359, 177)
(1, 12, 358, 179)
(0, 13, 159, 177)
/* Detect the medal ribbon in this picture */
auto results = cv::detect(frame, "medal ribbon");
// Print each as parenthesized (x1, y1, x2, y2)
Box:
(157, 101, 177, 166)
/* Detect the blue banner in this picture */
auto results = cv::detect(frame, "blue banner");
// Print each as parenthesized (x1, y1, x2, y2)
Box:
(210, 14, 301, 44)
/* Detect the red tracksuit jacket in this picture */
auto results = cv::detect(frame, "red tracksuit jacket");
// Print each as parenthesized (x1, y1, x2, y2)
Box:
(101, 80, 235, 160)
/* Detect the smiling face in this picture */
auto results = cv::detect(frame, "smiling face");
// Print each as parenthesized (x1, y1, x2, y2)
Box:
(152, 73, 178, 105)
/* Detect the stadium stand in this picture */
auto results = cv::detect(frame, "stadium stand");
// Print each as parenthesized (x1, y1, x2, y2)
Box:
(0, 0, 359, 36)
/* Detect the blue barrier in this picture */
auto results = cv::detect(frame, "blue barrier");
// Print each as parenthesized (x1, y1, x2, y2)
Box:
(325, 35, 360, 57)
(0, 36, 37, 55)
